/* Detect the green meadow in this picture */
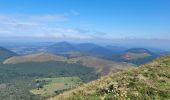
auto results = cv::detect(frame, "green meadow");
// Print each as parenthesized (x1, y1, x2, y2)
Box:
(30, 77, 82, 97)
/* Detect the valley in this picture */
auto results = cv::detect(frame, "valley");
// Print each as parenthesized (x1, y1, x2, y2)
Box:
(0, 42, 168, 100)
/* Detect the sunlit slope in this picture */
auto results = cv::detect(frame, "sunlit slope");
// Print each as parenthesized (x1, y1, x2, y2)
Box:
(30, 77, 82, 98)
(51, 55, 170, 100)
(3, 53, 67, 64)
(70, 56, 133, 76)
(4, 52, 133, 76)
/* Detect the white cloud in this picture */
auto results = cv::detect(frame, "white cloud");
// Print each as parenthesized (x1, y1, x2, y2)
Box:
(0, 15, 10, 20)
(30, 15, 66, 22)
(0, 13, 111, 40)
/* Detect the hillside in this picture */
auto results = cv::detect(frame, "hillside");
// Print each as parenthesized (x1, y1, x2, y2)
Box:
(51, 55, 170, 100)
(121, 48, 153, 60)
(0, 61, 98, 100)
(3, 52, 133, 76)
(108, 48, 157, 65)
(0, 47, 17, 62)
(70, 56, 133, 76)
(3, 53, 67, 64)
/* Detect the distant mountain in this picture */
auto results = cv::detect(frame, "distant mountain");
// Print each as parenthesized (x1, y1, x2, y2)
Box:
(118, 48, 157, 65)
(47, 42, 76, 54)
(147, 47, 170, 56)
(3, 42, 165, 65)
(125, 48, 153, 54)
(51, 55, 170, 100)
(104, 48, 158, 65)
(76, 43, 99, 51)
(0, 47, 17, 62)
(122, 48, 153, 60)
(47, 42, 161, 65)
(76, 43, 114, 56)
(105, 45, 127, 54)
(47, 42, 117, 56)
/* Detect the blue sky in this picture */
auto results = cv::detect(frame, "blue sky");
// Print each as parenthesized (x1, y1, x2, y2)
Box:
(0, 0, 170, 42)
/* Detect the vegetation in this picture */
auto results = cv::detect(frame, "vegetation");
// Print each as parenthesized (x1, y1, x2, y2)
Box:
(30, 77, 82, 97)
(0, 61, 98, 100)
(0, 46, 164, 100)
(4, 53, 133, 76)
(0, 76, 46, 100)
(51, 55, 170, 100)
(71, 56, 133, 76)
(124, 55, 157, 65)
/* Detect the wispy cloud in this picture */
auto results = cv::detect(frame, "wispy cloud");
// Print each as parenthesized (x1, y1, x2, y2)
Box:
(0, 12, 111, 40)
(0, 12, 112, 40)
(0, 15, 10, 20)
(30, 15, 66, 22)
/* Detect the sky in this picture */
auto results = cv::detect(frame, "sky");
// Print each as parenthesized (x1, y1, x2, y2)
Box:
(0, 0, 170, 47)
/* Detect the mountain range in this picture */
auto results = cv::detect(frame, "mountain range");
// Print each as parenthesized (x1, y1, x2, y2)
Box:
(0, 42, 165, 65)
(0, 42, 169, 100)
(46, 42, 160, 65)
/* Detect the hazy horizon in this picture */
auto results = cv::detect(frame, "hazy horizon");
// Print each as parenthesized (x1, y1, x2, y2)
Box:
(0, 0, 170, 50)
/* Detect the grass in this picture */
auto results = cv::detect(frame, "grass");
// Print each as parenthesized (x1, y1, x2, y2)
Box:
(30, 77, 82, 97)
(50, 55, 170, 100)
